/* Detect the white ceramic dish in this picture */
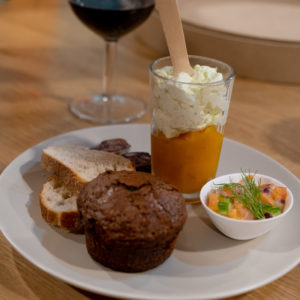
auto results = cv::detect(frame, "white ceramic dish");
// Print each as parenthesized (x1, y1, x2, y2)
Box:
(200, 173, 294, 240)
(0, 124, 299, 300)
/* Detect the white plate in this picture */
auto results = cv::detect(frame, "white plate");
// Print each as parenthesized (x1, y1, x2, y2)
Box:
(0, 124, 299, 300)
(178, 0, 300, 42)
(138, 1, 300, 83)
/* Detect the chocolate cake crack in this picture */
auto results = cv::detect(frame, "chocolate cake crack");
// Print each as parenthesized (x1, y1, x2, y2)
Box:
(116, 181, 151, 192)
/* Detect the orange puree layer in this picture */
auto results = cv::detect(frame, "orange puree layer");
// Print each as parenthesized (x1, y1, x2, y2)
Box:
(151, 126, 223, 194)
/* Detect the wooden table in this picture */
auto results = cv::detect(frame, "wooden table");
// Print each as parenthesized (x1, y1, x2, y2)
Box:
(0, 1, 299, 299)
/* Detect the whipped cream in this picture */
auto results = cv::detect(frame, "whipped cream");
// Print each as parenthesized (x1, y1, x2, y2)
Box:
(151, 64, 230, 138)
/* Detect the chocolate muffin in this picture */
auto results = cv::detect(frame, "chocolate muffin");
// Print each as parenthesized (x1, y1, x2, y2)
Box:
(77, 170, 187, 272)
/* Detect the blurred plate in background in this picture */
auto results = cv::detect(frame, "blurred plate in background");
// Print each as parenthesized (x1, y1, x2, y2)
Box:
(137, 0, 300, 83)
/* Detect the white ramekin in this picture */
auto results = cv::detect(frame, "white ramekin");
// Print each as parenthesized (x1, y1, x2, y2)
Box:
(200, 173, 294, 240)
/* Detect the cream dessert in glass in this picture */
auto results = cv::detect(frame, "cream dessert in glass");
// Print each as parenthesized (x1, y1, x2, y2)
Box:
(150, 55, 235, 202)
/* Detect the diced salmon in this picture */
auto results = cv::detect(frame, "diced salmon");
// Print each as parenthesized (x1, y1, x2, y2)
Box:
(207, 193, 219, 211)
(208, 179, 286, 220)
(235, 200, 254, 220)
(221, 188, 233, 197)
(273, 186, 287, 201)
(261, 192, 275, 205)
(228, 208, 238, 219)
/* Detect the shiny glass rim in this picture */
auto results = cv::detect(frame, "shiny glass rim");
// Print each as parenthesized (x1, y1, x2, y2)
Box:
(149, 55, 236, 86)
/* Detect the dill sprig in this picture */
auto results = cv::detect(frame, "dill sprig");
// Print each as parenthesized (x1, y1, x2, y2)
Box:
(215, 170, 265, 219)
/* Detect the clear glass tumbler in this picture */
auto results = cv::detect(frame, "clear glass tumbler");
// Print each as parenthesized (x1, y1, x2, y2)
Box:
(150, 55, 235, 202)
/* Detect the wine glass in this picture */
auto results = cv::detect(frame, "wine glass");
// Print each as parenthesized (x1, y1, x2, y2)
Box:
(69, 0, 155, 124)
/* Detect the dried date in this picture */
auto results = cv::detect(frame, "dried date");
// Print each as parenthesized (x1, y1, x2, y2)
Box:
(92, 138, 131, 154)
(123, 152, 151, 173)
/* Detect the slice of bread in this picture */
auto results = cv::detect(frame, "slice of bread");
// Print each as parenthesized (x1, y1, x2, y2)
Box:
(40, 144, 135, 232)
(40, 176, 83, 232)
(41, 145, 135, 192)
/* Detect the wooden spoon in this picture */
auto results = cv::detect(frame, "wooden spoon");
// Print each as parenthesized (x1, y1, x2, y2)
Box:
(156, 0, 193, 76)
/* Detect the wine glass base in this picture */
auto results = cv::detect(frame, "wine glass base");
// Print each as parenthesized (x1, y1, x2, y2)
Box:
(69, 94, 147, 124)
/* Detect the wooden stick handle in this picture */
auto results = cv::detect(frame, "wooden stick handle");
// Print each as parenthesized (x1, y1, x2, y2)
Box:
(156, 0, 193, 75)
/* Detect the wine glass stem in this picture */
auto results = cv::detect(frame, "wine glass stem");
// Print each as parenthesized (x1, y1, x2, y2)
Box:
(103, 40, 117, 95)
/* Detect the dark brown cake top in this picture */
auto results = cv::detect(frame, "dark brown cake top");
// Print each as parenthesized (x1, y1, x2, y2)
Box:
(77, 171, 187, 242)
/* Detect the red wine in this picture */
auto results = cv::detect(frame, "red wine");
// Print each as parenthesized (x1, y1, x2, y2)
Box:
(69, 0, 155, 41)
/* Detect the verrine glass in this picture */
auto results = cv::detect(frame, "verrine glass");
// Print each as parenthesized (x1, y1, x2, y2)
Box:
(150, 55, 235, 202)
(69, 0, 155, 123)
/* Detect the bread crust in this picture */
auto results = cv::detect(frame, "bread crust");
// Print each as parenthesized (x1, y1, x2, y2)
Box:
(39, 177, 83, 233)
(39, 145, 135, 233)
